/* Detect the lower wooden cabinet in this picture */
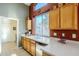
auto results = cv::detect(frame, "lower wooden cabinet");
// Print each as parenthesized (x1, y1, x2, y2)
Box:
(21, 37, 53, 56)
(25, 38, 30, 52)
(21, 37, 36, 56)
(30, 41, 36, 56)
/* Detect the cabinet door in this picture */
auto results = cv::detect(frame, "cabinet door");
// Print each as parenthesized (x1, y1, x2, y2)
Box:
(23, 39, 27, 50)
(60, 4, 78, 30)
(25, 38, 30, 52)
(21, 37, 27, 48)
(30, 40, 36, 56)
(73, 4, 78, 30)
(21, 37, 36, 56)
(27, 19, 31, 30)
(25, 17, 31, 30)
(49, 8, 59, 29)
(22, 38, 30, 52)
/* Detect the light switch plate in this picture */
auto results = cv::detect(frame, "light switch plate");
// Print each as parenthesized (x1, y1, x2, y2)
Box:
(54, 32, 57, 36)
(62, 33, 65, 37)
(72, 34, 76, 38)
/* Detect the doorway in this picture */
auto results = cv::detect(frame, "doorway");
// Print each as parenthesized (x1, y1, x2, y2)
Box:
(1, 18, 17, 43)
(0, 16, 17, 55)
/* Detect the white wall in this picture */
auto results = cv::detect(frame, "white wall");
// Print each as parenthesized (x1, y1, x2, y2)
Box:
(0, 3, 29, 46)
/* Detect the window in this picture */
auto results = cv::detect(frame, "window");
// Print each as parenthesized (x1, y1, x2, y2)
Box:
(35, 15, 43, 35)
(34, 3, 48, 10)
(35, 13, 50, 36)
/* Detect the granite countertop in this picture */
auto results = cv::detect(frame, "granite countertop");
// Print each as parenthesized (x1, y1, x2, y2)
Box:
(21, 34, 79, 56)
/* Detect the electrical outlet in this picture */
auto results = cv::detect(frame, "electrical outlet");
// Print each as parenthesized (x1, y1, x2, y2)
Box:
(62, 33, 65, 37)
(53, 32, 57, 36)
(72, 34, 76, 38)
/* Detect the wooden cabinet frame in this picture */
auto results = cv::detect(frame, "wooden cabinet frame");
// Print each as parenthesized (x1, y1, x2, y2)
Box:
(49, 8, 60, 29)
(21, 37, 36, 56)
(49, 4, 78, 30)
(60, 4, 78, 30)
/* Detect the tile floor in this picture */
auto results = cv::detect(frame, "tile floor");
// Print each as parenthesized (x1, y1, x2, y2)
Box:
(1, 41, 30, 56)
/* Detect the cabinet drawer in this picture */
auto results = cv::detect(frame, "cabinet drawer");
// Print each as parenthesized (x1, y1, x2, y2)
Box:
(26, 38, 30, 41)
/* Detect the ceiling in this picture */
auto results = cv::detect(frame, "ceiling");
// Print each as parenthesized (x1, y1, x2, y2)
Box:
(24, 3, 31, 6)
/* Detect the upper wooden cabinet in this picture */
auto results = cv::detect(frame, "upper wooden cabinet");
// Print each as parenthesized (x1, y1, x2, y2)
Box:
(60, 4, 78, 30)
(49, 8, 60, 29)
(25, 17, 32, 30)
(27, 19, 32, 30)
(49, 4, 78, 30)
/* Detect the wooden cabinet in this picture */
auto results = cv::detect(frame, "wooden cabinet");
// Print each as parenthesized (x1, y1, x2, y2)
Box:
(27, 19, 32, 30)
(21, 37, 36, 56)
(49, 4, 78, 30)
(49, 8, 60, 29)
(25, 38, 30, 52)
(21, 37, 30, 51)
(60, 4, 78, 30)
(30, 40, 36, 56)
(24, 39, 28, 50)
(25, 17, 32, 30)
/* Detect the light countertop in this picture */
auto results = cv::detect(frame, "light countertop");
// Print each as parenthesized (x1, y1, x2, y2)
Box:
(21, 34, 50, 44)
(21, 34, 79, 56)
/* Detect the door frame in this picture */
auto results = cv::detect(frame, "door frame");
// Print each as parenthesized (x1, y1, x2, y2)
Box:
(8, 17, 19, 48)
(0, 16, 19, 48)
